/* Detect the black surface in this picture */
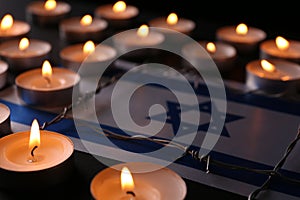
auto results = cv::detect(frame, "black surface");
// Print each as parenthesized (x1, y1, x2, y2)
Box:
(0, 0, 299, 199)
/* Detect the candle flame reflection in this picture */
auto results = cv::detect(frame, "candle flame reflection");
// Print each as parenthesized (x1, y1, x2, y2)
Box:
(260, 59, 276, 72)
(29, 119, 41, 150)
(206, 42, 216, 53)
(19, 37, 29, 51)
(80, 15, 93, 26)
(121, 167, 135, 191)
(275, 36, 289, 51)
(0, 14, 13, 31)
(44, 0, 57, 11)
(236, 23, 248, 35)
(113, 1, 126, 13)
(167, 13, 178, 25)
(137, 24, 149, 38)
(83, 40, 95, 55)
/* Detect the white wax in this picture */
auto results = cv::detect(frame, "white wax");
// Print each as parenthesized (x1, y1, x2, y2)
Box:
(246, 59, 300, 80)
(15, 67, 80, 91)
(0, 130, 74, 172)
(95, 4, 139, 20)
(113, 29, 165, 47)
(260, 39, 300, 59)
(0, 103, 10, 125)
(0, 20, 30, 37)
(216, 26, 266, 44)
(182, 41, 236, 61)
(60, 43, 117, 63)
(0, 60, 8, 89)
(26, 1, 71, 16)
(91, 162, 187, 200)
(60, 17, 107, 33)
(0, 39, 51, 58)
(148, 17, 195, 34)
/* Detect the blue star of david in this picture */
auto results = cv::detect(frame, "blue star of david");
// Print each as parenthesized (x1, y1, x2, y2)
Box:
(149, 101, 244, 137)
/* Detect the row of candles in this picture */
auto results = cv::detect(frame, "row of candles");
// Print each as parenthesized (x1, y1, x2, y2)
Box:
(0, 0, 300, 199)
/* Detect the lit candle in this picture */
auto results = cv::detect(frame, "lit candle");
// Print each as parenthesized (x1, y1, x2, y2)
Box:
(0, 14, 30, 42)
(182, 40, 237, 72)
(0, 119, 74, 189)
(245, 59, 300, 95)
(148, 12, 196, 35)
(0, 103, 11, 137)
(15, 60, 80, 107)
(59, 40, 117, 76)
(259, 36, 300, 64)
(0, 60, 8, 90)
(94, 1, 139, 30)
(59, 14, 108, 43)
(216, 23, 266, 55)
(26, 0, 71, 26)
(91, 162, 187, 200)
(112, 24, 165, 60)
(0, 37, 51, 74)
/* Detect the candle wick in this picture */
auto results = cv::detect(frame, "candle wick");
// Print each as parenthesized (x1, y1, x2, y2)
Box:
(44, 76, 51, 86)
(126, 191, 136, 197)
(28, 145, 38, 163)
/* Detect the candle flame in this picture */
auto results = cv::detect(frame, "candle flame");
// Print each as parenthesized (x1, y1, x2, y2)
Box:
(275, 36, 289, 51)
(42, 60, 53, 79)
(167, 13, 178, 25)
(44, 0, 57, 11)
(121, 167, 135, 191)
(113, 1, 126, 13)
(260, 59, 276, 72)
(235, 23, 248, 35)
(206, 42, 216, 53)
(80, 14, 93, 26)
(19, 37, 30, 51)
(29, 119, 41, 150)
(0, 14, 13, 31)
(83, 40, 95, 55)
(137, 24, 149, 38)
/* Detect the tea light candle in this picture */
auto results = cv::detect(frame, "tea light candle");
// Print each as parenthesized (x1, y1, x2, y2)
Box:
(260, 36, 300, 65)
(94, 1, 139, 30)
(0, 119, 74, 189)
(59, 40, 117, 76)
(182, 41, 237, 72)
(91, 162, 187, 200)
(112, 24, 165, 60)
(148, 12, 196, 35)
(26, 0, 71, 26)
(0, 37, 51, 74)
(0, 103, 11, 137)
(15, 60, 80, 107)
(59, 14, 108, 43)
(216, 23, 266, 55)
(246, 59, 300, 95)
(0, 14, 30, 43)
(0, 60, 8, 89)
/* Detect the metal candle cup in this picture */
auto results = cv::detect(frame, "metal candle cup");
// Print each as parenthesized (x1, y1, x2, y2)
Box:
(15, 67, 80, 107)
(245, 59, 300, 95)
(0, 103, 11, 137)
(216, 24, 266, 55)
(94, 1, 139, 30)
(0, 128, 74, 190)
(26, 0, 71, 27)
(59, 16, 108, 44)
(91, 162, 187, 200)
(59, 42, 117, 77)
(182, 41, 237, 72)
(0, 38, 51, 74)
(0, 60, 8, 90)
(260, 38, 300, 65)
